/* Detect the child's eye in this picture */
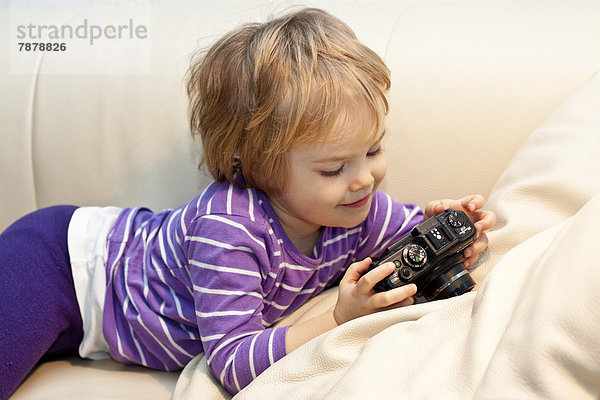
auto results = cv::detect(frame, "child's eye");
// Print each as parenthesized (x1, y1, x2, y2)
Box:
(320, 165, 345, 177)
(367, 146, 383, 157)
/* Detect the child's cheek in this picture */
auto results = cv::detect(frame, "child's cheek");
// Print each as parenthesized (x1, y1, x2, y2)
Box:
(374, 154, 388, 186)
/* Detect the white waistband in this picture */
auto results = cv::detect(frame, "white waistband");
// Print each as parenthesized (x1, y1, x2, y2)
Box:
(67, 206, 122, 360)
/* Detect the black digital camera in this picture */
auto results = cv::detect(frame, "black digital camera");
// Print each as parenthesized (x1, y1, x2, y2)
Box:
(366, 209, 477, 301)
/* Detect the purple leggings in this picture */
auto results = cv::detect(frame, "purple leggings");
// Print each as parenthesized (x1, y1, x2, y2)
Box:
(0, 205, 83, 400)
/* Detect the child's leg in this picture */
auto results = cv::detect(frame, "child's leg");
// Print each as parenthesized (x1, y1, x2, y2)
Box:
(0, 205, 84, 399)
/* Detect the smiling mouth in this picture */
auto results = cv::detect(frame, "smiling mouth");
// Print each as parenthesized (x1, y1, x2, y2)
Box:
(341, 194, 371, 208)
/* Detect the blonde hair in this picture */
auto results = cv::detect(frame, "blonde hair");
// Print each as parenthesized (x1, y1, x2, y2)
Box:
(186, 7, 390, 194)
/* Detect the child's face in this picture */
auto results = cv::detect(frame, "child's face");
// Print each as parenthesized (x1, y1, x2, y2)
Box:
(270, 123, 387, 235)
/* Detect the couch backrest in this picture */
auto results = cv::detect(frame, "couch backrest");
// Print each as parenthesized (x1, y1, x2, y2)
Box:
(383, 1, 600, 207)
(2, 0, 600, 230)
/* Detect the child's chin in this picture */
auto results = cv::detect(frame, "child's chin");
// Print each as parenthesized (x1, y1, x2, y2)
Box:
(336, 211, 370, 228)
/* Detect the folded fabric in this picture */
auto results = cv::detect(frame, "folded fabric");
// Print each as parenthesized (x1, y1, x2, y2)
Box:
(229, 193, 600, 399)
(472, 71, 600, 283)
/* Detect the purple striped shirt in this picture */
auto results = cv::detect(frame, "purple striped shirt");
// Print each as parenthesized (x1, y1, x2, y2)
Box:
(103, 181, 422, 393)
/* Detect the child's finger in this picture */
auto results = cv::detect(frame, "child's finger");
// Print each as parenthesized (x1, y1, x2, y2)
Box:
(433, 201, 447, 214)
(396, 296, 415, 307)
(464, 233, 487, 255)
(471, 233, 489, 254)
(387, 295, 415, 309)
(342, 258, 373, 283)
(461, 194, 485, 212)
(463, 233, 489, 267)
(425, 201, 440, 217)
(355, 262, 395, 295)
(371, 283, 417, 308)
(474, 210, 497, 231)
(426, 199, 452, 216)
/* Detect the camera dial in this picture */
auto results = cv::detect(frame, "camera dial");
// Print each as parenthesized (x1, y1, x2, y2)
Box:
(447, 211, 465, 228)
(402, 244, 427, 268)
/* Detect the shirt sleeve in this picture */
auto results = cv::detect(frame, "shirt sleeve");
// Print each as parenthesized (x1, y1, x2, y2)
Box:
(354, 190, 424, 260)
(184, 213, 289, 394)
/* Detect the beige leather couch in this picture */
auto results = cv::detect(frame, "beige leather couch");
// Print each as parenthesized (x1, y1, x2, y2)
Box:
(2, 1, 600, 399)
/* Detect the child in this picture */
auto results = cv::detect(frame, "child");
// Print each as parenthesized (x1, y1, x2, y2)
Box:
(0, 8, 495, 397)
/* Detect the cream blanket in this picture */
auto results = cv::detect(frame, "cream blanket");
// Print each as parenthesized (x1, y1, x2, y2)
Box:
(174, 196, 600, 400)
(172, 73, 600, 400)
(235, 194, 600, 399)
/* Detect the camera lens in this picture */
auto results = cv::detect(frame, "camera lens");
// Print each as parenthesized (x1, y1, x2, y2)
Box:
(423, 264, 475, 301)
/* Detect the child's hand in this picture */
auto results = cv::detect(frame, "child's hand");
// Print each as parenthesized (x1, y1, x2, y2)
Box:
(333, 258, 417, 325)
(424, 194, 496, 268)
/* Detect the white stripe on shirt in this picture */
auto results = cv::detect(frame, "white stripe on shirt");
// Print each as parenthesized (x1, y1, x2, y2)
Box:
(193, 285, 263, 299)
(200, 333, 225, 342)
(189, 260, 261, 278)
(248, 333, 259, 379)
(373, 194, 393, 250)
(247, 189, 255, 222)
(196, 309, 256, 318)
(201, 215, 266, 249)
(207, 331, 262, 365)
(323, 227, 362, 247)
(267, 330, 275, 365)
(185, 236, 254, 254)
(227, 185, 233, 215)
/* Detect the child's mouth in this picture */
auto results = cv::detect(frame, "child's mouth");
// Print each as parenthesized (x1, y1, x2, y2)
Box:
(341, 194, 370, 208)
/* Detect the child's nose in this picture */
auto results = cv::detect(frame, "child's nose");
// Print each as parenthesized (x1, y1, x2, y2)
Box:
(349, 166, 375, 192)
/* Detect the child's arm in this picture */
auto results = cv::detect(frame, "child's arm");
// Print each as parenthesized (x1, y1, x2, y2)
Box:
(285, 258, 417, 353)
(285, 310, 337, 353)
(186, 215, 290, 394)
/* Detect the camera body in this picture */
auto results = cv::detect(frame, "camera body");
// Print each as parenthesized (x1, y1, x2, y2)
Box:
(367, 209, 477, 301)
